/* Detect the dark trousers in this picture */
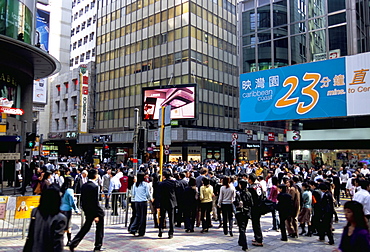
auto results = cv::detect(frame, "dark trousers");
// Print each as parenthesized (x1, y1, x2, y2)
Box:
(176, 203, 185, 226)
(271, 203, 279, 230)
(128, 200, 137, 232)
(200, 202, 212, 230)
(251, 210, 263, 243)
(279, 215, 288, 240)
(111, 190, 119, 214)
(221, 204, 233, 234)
(159, 207, 175, 235)
(70, 214, 104, 249)
(319, 218, 334, 244)
(236, 213, 249, 249)
(184, 205, 197, 231)
(130, 201, 148, 235)
(103, 190, 110, 208)
(311, 210, 321, 233)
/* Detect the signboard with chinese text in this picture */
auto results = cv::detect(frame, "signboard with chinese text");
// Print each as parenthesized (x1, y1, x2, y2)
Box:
(0, 196, 8, 220)
(79, 65, 89, 133)
(240, 56, 349, 122)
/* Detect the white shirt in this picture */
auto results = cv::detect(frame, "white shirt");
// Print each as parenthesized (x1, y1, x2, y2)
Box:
(15, 162, 22, 172)
(360, 168, 370, 176)
(108, 175, 121, 194)
(353, 189, 370, 215)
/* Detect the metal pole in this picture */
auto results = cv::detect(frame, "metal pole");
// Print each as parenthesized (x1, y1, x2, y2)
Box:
(159, 106, 165, 181)
(233, 143, 236, 166)
(1, 161, 3, 194)
(133, 108, 139, 175)
(260, 123, 263, 162)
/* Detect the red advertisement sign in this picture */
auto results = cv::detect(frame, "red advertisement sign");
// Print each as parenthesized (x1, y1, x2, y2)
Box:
(82, 86, 88, 95)
(268, 132, 275, 141)
(0, 107, 24, 115)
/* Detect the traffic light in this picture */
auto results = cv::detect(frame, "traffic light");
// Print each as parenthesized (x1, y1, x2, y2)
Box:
(26, 132, 36, 149)
(237, 145, 241, 155)
(138, 128, 145, 154)
(103, 143, 110, 158)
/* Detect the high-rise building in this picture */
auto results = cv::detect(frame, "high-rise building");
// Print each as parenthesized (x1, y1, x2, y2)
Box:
(239, 0, 370, 167)
(76, 0, 250, 163)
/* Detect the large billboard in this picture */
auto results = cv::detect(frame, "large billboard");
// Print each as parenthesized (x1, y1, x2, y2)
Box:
(36, 9, 50, 52)
(240, 52, 370, 122)
(142, 84, 196, 120)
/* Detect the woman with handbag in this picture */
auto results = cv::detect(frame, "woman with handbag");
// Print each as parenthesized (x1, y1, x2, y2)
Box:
(218, 176, 236, 236)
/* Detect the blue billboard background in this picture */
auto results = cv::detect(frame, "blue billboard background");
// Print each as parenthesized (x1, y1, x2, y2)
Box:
(36, 9, 50, 52)
(240, 58, 346, 122)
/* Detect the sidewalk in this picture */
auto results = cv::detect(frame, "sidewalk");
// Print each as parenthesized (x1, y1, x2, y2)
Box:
(0, 206, 346, 252)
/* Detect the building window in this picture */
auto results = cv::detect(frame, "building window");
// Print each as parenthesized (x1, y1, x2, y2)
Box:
(73, 42, 77, 49)
(63, 118, 67, 129)
(85, 5, 89, 13)
(80, 53, 85, 62)
(89, 32, 94, 41)
(91, 0, 95, 8)
(64, 81, 69, 89)
(76, 25, 80, 33)
(75, 56, 79, 64)
(92, 48, 95, 57)
(71, 29, 75, 36)
(86, 50, 91, 60)
(74, 13, 78, 20)
(72, 96, 78, 110)
(82, 21, 86, 30)
(55, 119, 59, 130)
(78, 39, 82, 47)
(64, 99, 68, 111)
(55, 101, 60, 113)
(84, 36, 88, 44)
(70, 59, 74, 67)
(71, 116, 77, 128)
(56, 85, 61, 96)
(79, 8, 83, 17)
(87, 18, 92, 26)
(93, 14, 97, 23)
(72, 79, 78, 91)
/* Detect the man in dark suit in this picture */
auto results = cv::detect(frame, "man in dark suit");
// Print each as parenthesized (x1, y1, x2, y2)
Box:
(69, 169, 105, 252)
(157, 170, 177, 239)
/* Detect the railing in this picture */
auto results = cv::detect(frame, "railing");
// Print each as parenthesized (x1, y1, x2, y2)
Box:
(0, 192, 154, 238)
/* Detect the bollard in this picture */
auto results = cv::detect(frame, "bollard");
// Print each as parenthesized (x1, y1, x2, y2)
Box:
(22, 218, 26, 239)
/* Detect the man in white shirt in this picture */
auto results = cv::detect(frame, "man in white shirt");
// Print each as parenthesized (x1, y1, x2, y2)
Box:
(108, 170, 121, 216)
(352, 179, 370, 225)
(360, 164, 370, 177)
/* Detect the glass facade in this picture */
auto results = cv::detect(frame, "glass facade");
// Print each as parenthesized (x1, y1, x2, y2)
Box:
(95, 0, 239, 130)
(240, 0, 370, 73)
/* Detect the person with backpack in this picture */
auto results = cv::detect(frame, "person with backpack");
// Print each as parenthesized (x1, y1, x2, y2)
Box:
(234, 179, 253, 251)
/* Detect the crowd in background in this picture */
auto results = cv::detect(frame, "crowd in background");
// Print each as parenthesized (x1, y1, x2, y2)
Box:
(21, 156, 370, 251)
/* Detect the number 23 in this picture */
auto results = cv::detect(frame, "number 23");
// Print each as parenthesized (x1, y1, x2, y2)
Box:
(275, 73, 320, 115)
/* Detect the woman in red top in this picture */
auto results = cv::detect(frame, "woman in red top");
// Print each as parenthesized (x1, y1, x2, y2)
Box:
(267, 176, 279, 231)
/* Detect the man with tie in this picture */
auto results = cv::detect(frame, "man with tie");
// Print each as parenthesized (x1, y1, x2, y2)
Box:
(69, 169, 105, 252)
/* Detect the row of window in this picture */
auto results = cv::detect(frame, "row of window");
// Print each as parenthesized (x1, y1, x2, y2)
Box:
(97, 25, 236, 64)
(55, 97, 78, 113)
(71, 15, 97, 36)
(97, 49, 237, 83)
(71, 32, 95, 50)
(72, 0, 95, 16)
(122, 0, 236, 17)
(69, 48, 95, 66)
(54, 117, 77, 131)
(97, 2, 236, 40)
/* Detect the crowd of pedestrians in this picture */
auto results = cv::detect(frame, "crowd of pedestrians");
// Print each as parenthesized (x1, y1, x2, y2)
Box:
(22, 157, 370, 252)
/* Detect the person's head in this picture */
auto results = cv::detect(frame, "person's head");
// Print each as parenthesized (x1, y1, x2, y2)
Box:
(188, 176, 196, 187)
(358, 179, 369, 190)
(163, 170, 171, 180)
(319, 183, 328, 191)
(302, 182, 309, 190)
(239, 179, 248, 190)
(87, 169, 98, 180)
(38, 185, 61, 217)
(271, 176, 278, 186)
(136, 172, 145, 187)
(248, 173, 257, 184)
(81, 170, 88, 178)
(343, 201, 369, 229)
(278, 184, 287, 193)
(61, 176, 74, 195)
(179, 172, 186, 179)
(222, 176, 230, 188)
(110, 170, 117, 177)
(202, 177, 210, 186)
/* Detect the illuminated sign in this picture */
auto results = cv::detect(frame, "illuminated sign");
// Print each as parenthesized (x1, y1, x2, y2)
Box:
(0, 107, 24, 115)
(79, 65, 89, 133)
(142, 84, 197, 120)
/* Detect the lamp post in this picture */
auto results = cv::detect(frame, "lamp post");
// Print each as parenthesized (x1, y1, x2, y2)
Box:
(133, 108, 139, 175)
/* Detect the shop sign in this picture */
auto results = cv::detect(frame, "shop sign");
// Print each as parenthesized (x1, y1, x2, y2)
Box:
(246, 144, 260, 148)
(0, 107, 24, 115)
(65, 132, 78, 139)
(188, 146, 201, 154)
(48, 133, 63, 139)
(278, 133, 284, 142)
(268, 132, 275, 141)
(15, 196, 40, 219)
(170, 147, 182, 154)
(79, 65, 89, 133)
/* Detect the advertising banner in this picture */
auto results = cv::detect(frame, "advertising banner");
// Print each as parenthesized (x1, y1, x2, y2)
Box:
(0, 196, 8, 220)
(240, 57, 346, 122)
(33, 78, 47, 104)
(36, 9, 50, 52)
(15, 196, 40, 219)
(79, 65, 89, 133)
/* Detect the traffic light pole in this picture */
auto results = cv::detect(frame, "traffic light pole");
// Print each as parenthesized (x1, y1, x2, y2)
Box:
(133, 108, 139, 175)
(233, 143, 236, 166)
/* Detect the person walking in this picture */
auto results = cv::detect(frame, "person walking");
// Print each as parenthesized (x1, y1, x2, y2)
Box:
(267, 176, 279, 231)
(183, 177, 198, 233)
(129, 172, 152, 236)
(333, 201, 370, 252)
(60, 176, 79, 247)
(318, 183, 335, 245)
(298, 182, 312, 236)
(23, 185, 67, 252)
(277, 184, 293, 242)
(200, 177, 214, 233)
(248, 173, 264, 247)
(69, 169, 105, 252)
(286, 179, 300, 238)
(218, 176, 236, 236)
(234, 179, 253, 251)
(157, 170, 177, 239)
